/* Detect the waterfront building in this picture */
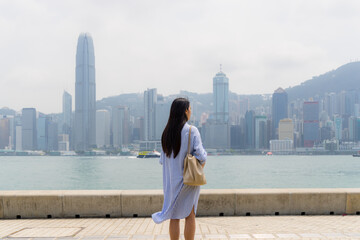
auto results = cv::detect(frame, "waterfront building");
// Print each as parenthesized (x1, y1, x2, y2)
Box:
(144, 88, 157, 141)
(245, 110, 255, 149)
(58, 134, 69, 151)
(37, 114, 48, 151)
(113, 106, 130, 148)
(213, 67, 229, 123)
(230, 125, 244, 149)
(155, 100, 170, 140)
(203, 121, 230, 149)
(270, 139, 293, 153)
(272, 88, 288, 139)
(255, 116, 267, 149)
(21, 108, 37, 150)
(355, 104, 360, 117)
(62, 91, 72, 135)
(47, 120, 58, 151)
(74, 33, 96, 151)
(278, 118, 294, 142)
(15, 126, 22, 151)
(334, 115, 342, 140)
(96, 109, 111, 148)
(303, 101, 319, 147)
(355, 117, 360, 141)
(349, 116, 356, 141)
(339, 91, 347, 116)
(0, 117, 10, 149)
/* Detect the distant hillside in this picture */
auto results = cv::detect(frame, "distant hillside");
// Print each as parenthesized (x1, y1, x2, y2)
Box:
(0, 107, 16, 116)
(286, 61, 360, 100)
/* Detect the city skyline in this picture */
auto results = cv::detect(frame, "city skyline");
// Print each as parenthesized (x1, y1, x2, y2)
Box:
(1, 1, 360, 113)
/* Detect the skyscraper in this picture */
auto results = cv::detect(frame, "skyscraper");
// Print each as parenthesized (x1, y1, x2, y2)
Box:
(0, 116, 10, 149)
(62, 91, 72, 134)
(303, 101, 319, 147)
(96, 109, 111, 148)
(22, 108, 37, 150)
(245, 110, 255, 149)
(74, 33, 96, 151)
(113, 106, 130, 148)
(213, 67, 229, 123)
(278, 118, 294, 142)
(272, 88, 288, 138)
(255, 115, 267, 149)
(144, 88, 157, 141)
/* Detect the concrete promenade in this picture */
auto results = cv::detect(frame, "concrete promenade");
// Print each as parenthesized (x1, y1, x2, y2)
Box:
(1, 216, 360, 239)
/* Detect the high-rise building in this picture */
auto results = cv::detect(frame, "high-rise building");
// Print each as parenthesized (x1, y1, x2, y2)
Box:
(62, 91, 72, 134)
(245, 110, 255, 149)
(213, 67, 229, 123)
(47, 120, 58, 151)
(144, 88, 157, 141)
(334, 115, 342, 140)
(96, 109, 111, 148)
(15, 125, 22, 151)
(255, 116, 267, 149)
(155, 101, 170, 140)
(272, 88, 288, 138)
(22, 108, 37, 150)
(0, 116, 10, 149)
(74, 33, 96, 151)
(37, 114, 48, 151)
(278, 118, 294, 142)
(113, 106, 130, 148)
(303, 101, 319, 147)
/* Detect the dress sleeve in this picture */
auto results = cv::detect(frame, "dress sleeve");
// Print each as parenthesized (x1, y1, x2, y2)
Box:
(192, 127, 207, 164)
(159, 150, 165, 165)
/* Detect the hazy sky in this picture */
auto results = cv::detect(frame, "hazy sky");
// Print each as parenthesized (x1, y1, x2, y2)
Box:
(1, 0, 360, 113)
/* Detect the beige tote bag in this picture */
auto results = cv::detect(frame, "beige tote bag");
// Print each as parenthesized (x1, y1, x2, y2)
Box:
(183, 126, 207, 186)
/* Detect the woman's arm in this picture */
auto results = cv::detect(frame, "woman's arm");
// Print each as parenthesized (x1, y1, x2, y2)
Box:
(192, 127, 207, 166)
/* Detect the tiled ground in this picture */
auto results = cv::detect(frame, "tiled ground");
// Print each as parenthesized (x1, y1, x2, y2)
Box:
(0, 216, 360, 239)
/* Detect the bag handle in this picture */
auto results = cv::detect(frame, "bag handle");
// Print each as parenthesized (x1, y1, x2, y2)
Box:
(187, 126, 192, 155)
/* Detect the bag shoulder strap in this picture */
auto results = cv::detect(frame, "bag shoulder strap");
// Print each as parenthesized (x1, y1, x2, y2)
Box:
(187, 125, 192, 154)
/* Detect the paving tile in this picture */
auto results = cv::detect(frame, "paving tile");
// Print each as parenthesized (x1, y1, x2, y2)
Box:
(106, 236, 130, 239)
(82, 237, 106, 240)
(252, 234, 275, 239)
(345, 233, 360, 237)
(276, 234, 300, 238)
(322, 233, 346, 237)
(32, 238, 56, 240)
(229, 234, 252, 239)
(130, 235, 154, 239)
(10, 228, 82, 238)
(205, 234, 228, 239)
(299, 233, 323, 238)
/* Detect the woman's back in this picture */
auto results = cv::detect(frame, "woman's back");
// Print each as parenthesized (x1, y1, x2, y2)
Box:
(152, 123, 207, 223)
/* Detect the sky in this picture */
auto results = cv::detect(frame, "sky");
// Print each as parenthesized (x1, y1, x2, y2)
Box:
(1, 0, 360, 113)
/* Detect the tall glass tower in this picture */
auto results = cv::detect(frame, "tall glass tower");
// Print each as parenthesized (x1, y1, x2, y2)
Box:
(213, 66, 229, 123)
(272, 88, 288, 139)
(74, 33, 96, 151)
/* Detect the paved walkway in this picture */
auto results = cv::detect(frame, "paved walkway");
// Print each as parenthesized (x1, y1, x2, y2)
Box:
(1, 216, 360, 239)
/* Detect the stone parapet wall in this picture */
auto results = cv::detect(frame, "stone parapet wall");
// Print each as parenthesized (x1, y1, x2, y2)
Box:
(1, 189, 360, 219)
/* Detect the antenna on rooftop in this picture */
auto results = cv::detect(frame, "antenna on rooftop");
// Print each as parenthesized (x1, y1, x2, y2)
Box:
(220, 64, 222, 72)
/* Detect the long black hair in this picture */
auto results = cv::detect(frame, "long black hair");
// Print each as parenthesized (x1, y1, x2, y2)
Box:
(162, 98, 190, 158)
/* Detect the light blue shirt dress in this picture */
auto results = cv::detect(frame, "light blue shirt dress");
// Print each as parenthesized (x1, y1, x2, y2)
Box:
(152, 123, 207, 224)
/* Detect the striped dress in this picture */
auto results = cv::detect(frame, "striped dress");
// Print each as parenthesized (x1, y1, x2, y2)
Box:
(152, 123, 207, 223)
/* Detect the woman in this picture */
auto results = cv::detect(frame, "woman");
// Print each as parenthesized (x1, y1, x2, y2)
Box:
(152, 98, 207, 240)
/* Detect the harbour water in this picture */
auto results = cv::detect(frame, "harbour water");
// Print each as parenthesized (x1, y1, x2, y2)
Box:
(1, 155, 360, 190)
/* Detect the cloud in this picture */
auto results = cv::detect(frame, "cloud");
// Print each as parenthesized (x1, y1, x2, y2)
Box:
(1, 0, 360, 113)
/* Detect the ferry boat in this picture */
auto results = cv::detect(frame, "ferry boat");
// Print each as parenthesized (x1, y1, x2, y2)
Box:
(137, 150, 161, 158)
(353, 151, 360, 157)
